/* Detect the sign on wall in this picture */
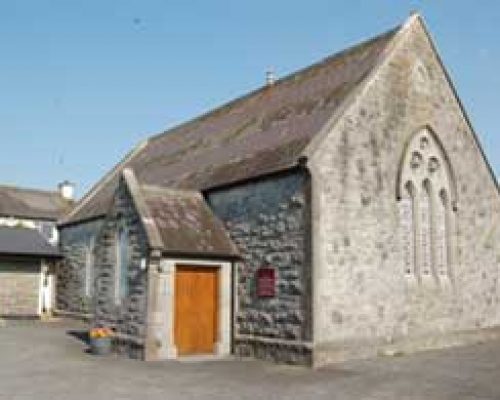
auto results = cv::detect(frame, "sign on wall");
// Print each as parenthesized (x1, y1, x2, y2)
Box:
(256, 266, 276, 298)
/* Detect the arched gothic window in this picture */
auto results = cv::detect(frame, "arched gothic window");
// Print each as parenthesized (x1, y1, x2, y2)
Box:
(85, 237, 95, 297)
(397, 127, 457, 283)
(115, 224, 129, 304)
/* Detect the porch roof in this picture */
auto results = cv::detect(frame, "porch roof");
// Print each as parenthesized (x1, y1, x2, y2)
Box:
(124, 169, 239, 259)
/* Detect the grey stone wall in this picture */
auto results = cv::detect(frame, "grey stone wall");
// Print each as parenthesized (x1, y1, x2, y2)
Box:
(58, 219, 103, 314)
(207, 170, 312, 364)
(308, 18, 500, 366)
(93, 178, 149, 358)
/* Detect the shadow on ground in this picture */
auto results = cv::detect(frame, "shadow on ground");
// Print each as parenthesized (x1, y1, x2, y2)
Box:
(66, 329, 89, 345)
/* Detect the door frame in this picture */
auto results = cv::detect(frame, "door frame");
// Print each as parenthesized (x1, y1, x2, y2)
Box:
(40, 260, 55, 316)
(149, 258, 232, 360)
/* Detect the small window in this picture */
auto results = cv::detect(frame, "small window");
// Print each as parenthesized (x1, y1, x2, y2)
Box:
(115, 226, 129, 304)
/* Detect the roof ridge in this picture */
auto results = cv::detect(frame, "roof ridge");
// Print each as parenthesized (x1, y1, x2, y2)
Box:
(61, 21, 402, 226)
(147, 25, 401, 144)
(0, 184, 59, 196)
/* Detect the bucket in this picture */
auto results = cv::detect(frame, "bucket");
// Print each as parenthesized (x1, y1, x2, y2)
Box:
(90, 337, 112, 355)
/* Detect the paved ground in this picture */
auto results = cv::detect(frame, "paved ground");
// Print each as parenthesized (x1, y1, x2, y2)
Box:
(1, 320, 500, 400)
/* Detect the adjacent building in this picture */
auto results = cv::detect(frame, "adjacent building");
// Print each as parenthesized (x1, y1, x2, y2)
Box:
(57, 14, 500, 367)
(0, 182, 73, 317)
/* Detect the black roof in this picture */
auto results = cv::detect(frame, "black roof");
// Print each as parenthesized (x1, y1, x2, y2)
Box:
(0, 227, 61, 258)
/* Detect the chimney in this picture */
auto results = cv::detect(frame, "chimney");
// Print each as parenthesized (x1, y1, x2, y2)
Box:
(58, 180, 75, 201)
(266, 69, 276, 86)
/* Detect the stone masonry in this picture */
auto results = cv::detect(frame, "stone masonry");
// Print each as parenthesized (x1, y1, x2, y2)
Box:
(208, 170, 312, 364)
(56, 15, 500, 367)
(92, 178, 149, 358)
(57, 219, 102, 314)
(0, 261, 40, 316)
(308, 16, 500, 366)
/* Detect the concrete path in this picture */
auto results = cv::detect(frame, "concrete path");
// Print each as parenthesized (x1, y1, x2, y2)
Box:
(1, 319, 499, 399)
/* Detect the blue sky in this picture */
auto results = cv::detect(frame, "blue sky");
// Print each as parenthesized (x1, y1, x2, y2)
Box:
(1, 1, 499, 197)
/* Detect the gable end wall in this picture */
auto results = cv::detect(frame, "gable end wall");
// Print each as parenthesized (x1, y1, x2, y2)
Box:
(93, 179, 150, 358)
(308, 18, 500, 366)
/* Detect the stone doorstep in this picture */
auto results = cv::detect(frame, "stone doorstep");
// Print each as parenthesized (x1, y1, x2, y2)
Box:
(174, 354, 237, 363)
(40, 315, 64, 322)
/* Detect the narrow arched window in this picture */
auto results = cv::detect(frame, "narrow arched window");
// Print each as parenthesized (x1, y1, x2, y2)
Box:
(85, 237, 95, 297)
(400, 181, 417, 276)
(421, 179, 433, 278)
(115, 225, 129, 304)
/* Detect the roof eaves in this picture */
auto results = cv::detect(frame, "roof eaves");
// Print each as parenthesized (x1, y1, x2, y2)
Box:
(160, 249, 241, 261)
(0, 251, 62, 259)
(0, 213, 58, 222)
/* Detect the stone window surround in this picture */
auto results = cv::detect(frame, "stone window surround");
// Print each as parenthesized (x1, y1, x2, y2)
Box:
(397, 126, 457, 284)
(149, 258, 232, 360)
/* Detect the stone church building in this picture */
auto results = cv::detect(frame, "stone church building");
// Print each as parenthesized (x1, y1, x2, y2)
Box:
(57, 14, 500, 367)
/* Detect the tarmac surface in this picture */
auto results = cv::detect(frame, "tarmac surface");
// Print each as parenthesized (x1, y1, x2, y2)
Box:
(1, 319, 499, 399)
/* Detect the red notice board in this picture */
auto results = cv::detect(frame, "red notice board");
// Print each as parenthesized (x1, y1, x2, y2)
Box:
(256, 267, 276, 298)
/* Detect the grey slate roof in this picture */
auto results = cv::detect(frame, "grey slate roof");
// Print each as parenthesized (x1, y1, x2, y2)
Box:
(142, 185, 239, 258)
(122, 169, 239, 258)
(62, 26, 400, 225)
(0, 227, 60, 258)
(0, 185, 72, 220)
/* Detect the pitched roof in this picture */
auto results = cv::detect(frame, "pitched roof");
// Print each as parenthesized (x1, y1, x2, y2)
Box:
(123, 169, 239, 258)
(0, 226, 60, 258)
(62, 25, 400, 225)
(0, 185, 72, 221)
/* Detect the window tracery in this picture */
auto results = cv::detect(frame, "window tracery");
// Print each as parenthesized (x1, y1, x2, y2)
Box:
(397, 127, 456, 284)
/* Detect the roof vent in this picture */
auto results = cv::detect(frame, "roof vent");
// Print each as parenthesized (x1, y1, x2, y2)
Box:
(266, 69, 276, 86)
(58, 180, 75, 201)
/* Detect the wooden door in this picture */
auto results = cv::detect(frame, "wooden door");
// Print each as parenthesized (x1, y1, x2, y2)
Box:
(174, 266, 219, 355)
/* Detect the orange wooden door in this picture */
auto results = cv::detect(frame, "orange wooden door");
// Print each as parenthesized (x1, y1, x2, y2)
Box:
(174, 266, 219, 355)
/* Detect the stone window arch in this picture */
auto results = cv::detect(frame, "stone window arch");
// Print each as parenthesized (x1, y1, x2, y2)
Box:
(396, 127, 457, 283)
